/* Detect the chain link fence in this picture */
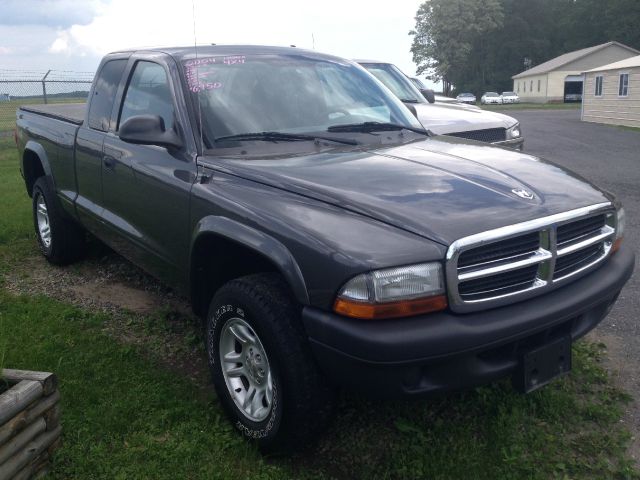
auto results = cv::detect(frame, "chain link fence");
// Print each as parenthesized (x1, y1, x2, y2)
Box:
(0, 69, 94, 136)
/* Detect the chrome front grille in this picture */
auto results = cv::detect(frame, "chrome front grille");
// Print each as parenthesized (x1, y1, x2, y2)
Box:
(446, 203, 617, 313)
(446, 128, 507, 143)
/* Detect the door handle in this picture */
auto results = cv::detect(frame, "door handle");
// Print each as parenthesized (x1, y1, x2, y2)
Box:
(103, 156, 116, 170)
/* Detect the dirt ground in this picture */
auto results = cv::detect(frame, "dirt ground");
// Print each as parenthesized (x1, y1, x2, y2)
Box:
(4, 247, 211, 392)
(587, 330, 639, 466)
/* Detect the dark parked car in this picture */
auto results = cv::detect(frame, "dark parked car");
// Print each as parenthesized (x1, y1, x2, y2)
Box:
(15, 45, 634, 451)
(408, 76, 436, 102)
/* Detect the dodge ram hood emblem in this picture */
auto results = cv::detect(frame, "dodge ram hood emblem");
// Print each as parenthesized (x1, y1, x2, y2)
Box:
(512, 188, 535, 200)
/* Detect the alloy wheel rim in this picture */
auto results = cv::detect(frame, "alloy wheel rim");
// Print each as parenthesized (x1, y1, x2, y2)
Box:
(36, 193, 51, 248)
(219, 317, 274, 422)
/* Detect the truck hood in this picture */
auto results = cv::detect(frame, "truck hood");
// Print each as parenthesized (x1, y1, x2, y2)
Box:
(203, 136, 611, 245)
(415, 102, 515, 134)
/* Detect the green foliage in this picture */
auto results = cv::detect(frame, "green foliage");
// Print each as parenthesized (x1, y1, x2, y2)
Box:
(410, 0, 640, 95)
(410, 0, 504, 94)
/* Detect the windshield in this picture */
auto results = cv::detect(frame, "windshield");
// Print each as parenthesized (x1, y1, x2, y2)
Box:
(459, 93, 474, 97)
(359, 63, 426, 104)
(502, 92, 516, 96)
(410, 77, 426, 89)
(182, 54, 423, 147)
(485, 92, 499, 97)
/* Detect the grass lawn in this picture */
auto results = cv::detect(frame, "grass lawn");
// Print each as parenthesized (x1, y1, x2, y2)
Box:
(1, 136, 638, 479)
(480, 102, 581, 111)
(613, 125, 640, 133)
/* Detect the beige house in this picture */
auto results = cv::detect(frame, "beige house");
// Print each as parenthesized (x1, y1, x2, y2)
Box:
(582, 55, 640, 128)
(512, 42, 639, 103)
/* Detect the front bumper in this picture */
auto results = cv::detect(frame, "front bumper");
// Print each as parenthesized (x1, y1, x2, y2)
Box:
(493, 136, 524, 150)
(303, 246, 634, 398)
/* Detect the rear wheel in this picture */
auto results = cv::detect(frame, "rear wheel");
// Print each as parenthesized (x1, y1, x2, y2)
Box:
(206, 273, 335, 452)
(32, 177, 85, 265)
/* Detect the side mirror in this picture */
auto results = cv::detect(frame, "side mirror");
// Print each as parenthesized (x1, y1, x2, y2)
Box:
(421, 89, 436, 104)
(402, 102, 419, 118)
(119, 115, 183, 149)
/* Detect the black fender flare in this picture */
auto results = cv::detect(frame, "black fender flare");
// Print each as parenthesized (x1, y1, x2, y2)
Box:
(24, 140, 53, 177)
(190, 216, 310, 306)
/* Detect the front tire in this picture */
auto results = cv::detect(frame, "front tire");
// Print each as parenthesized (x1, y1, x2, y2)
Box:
(206, 273, 335, 452)
(32, 176, 85, 265)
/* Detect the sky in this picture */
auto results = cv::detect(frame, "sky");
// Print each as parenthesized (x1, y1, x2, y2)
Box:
(0, 0, 438, 87)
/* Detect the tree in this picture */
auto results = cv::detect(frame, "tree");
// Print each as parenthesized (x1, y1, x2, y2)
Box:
(410, 0, 504, 94)
(410, 0, 640, 96)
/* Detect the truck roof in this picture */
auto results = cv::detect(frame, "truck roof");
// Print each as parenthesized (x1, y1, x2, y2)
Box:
(107, 45, 345, 63)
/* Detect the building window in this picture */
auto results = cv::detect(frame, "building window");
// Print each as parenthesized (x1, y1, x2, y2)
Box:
(537, 79, 541, 92)
(618, 73, 629, 96)
(517, 82, 520, 92)
(530, 80, 533, 92)
(523, 82, 526, 93)
(594, 75, 603, 97)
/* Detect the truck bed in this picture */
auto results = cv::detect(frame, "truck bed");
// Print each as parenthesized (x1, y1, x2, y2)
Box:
(19, 103, 85, 125)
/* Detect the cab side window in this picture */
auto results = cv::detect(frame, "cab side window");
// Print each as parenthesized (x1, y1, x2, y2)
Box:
(119, 61, 175, 131)
(88, 59, 127, 131)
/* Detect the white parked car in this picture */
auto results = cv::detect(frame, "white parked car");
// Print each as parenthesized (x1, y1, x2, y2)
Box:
(356, 61, 523, 149)
(481, 92, 503, 104)
(501, 91, 520, 104)
(434, 94, 462, 104)
(455, 93, 477, 105)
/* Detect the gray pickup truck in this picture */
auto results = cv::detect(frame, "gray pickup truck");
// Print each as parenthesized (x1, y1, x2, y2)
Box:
(15, 45, 634, 451)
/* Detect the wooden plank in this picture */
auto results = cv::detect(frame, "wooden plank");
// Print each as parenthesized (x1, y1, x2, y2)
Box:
(1, 370, 57, 396)
(11, 452, 49, 480)
(0, 412, 26, 449)
(0, 381, 43, 426)
(43, 405, 60, 431)
(0, 418, 46, 465)
(0, 390, 60, 446)
(47, 437, 62, 457)
(32, 465, 51, 480)
(0, 425, 61, 480)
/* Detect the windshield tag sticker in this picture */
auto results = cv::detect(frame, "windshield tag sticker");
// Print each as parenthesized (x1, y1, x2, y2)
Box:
(223, 55, 246, 65)
(185, 57, 217, 68)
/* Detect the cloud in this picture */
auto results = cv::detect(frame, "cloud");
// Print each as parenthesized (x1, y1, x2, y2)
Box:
(0, 25, 100, 72)
(55, 0, 427, 77)
(0, 0, 439, 88)
(49, 35, 69, 54)
(0, 0, 105, 28)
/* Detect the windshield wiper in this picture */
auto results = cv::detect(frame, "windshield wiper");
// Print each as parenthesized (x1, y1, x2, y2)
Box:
(214, 131, 357, 145)
(327, 122, 428, 135)
(400, 99, 419, 103)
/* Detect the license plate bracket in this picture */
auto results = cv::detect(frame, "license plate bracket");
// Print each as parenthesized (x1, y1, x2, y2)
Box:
(514, 336, 572, 393)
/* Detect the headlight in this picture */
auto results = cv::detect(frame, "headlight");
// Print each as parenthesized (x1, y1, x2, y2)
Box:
(612, 207, 625, 253)
(507, 123, 521, 139)
(333, 262, 447, 319)
(616, 207, 625, 240)
(608, 206, 625, 253)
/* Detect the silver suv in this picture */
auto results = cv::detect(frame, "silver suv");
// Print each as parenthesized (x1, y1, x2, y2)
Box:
(357, 61, 523, 150)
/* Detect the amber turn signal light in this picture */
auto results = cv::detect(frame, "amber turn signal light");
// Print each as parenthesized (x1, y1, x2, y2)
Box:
(333, 295, 448, 320)
(611, 237, 623, 254)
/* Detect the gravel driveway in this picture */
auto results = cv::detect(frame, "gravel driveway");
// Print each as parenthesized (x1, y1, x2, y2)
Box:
(508, 108, 640, 463)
